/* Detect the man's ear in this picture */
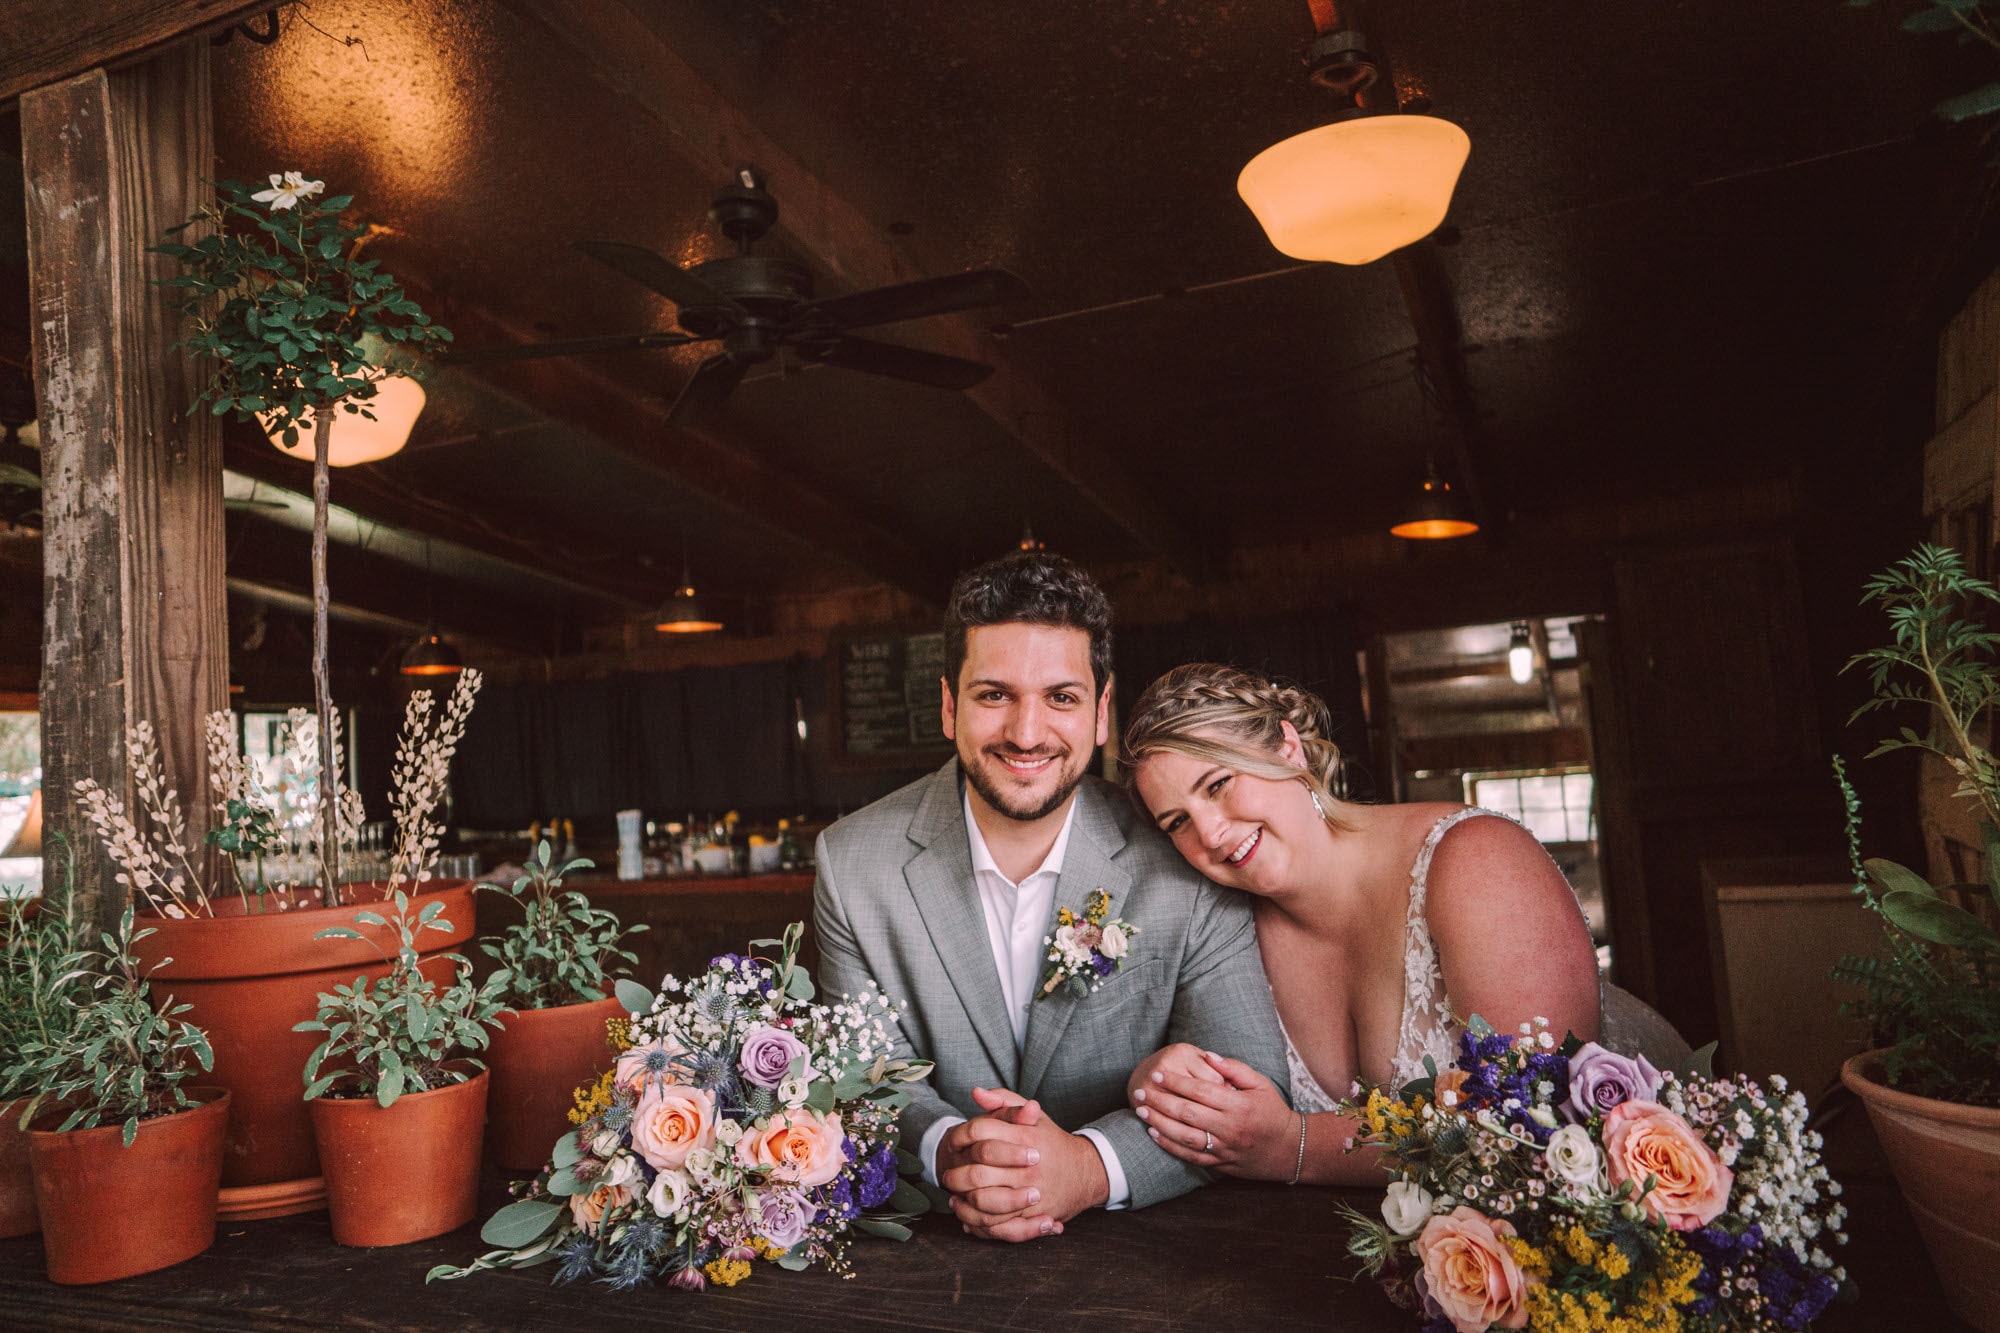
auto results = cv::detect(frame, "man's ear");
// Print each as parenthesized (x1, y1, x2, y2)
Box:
(1094, 679, 1112, 748)
(940, 676, 958, 742)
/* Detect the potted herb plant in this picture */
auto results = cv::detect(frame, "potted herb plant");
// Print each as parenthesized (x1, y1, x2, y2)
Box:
(155, 172, 450, 906)
(297, 886, 509, 1247)
(7, 908, 228, 1284)
(90, 673, 484, 1219)
(1835, 543, 2000, 1330)
(0, 884, 79, 1239)
(477, 839, 646, 1171)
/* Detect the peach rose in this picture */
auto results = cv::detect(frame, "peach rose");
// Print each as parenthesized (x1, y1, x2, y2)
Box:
(569, 1181, 631, 1236)
(630, 1084, 716, 1172)
(732, 1108, 846, 1187)
(1414, 1207, 1529, 1333)
(1601, 1099, 1732, 1231)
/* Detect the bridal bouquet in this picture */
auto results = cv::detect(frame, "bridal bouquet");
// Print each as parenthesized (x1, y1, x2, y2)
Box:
(1340, 1019, 1850, 1333)
(430, 923, 934, 1291)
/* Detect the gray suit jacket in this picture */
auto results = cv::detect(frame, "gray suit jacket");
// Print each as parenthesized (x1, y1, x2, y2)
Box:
(813, 759, 1288, 1210)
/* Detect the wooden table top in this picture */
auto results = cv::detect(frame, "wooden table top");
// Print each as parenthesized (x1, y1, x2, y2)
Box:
(0, 1168, 1957, 1330)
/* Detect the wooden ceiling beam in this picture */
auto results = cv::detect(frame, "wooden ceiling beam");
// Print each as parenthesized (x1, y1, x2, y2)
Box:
(222, 430, 656, 612)
(502, 0, 1203, 578)
(0, 0, 277, 104)
(405, 287, 957, 606)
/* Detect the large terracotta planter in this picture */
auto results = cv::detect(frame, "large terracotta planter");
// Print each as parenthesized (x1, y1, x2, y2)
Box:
(1842, 1050, 2000, 1333)
(0, 1096, 34, 1238)
(130, 879, 474, 1219)
(484, 994, 624, 1172)
(27, 1088, 229, 1285)
(308, 1067, 487, 1247)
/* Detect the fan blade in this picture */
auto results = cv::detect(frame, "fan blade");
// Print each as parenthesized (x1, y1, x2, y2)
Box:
(436, 331, 702, 366)
(803, 336, 995, 389)
(666, 354, 752, 428)
(576, 240, 743, 315)
(795, 269, 1029, 332)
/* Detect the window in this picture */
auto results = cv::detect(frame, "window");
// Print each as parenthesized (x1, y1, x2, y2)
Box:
(1465, 768, 1594, 843)
(0, 712, 39, 897)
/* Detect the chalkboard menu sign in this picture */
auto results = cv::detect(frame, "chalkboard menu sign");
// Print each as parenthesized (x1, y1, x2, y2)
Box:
(838, 632, 953, 761)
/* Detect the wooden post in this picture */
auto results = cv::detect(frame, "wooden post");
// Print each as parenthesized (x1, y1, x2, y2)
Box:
(22, 38, 226, 932)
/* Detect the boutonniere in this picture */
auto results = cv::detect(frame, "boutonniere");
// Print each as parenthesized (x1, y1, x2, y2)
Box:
(1037, 890, 1139, 1000)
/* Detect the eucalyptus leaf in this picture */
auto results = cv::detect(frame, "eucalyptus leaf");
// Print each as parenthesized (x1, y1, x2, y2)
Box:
(479, 1198, 563, 1248)
(616, 979, 656, 1014)
(551, 1130, 583, 1169)
(852, 1217, 912, 1241)
(889, 1179, 931, 1215)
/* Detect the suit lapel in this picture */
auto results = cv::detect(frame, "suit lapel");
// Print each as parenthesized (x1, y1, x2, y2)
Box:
(1018, 782, 1132, 1099)
(902, 761, 1020, 1083)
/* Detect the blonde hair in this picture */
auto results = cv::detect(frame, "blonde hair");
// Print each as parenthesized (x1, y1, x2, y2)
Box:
(1120, 663, 1349, 824)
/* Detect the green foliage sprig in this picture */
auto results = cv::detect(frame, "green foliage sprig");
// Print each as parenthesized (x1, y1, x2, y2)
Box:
(1837, 543, 2000, 1105)
(476, 840, 646, 1011)
(6, 907, 214, 1145)
(0, 871, 83, 1103)
(153, 174, 452, 440)
(295, 889, 508, 1109)
(1848, 0, 2000, 122)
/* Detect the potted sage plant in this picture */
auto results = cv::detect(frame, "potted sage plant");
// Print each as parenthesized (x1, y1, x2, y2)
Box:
(0, 879, 79, 1239)
(476, 839, 646, 1171)
(297, 884, 509, 1247)
(7, 908, 228, 1284)
(1835, 543, 2000, 1329)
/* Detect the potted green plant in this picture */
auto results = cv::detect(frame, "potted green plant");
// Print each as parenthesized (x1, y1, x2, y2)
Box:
(84, 674, 484, 1219)
(1835, 543, 2000, 1330)
(0, 880, 80, 1239)
(155, 172, 451, 905)
(476, 839, 646, 1171)
(7, 908, 228, 1284)
(297, 885, 509, 1247)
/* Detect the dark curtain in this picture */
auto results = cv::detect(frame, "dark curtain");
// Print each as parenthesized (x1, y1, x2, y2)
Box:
(1113, 606, 1376, 800)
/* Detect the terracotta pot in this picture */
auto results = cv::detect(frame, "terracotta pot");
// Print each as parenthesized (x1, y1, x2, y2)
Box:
(1842, 1050, 2000, 1332)
(0, 1096, 34, 1238)
(308, 1067, 487, 1247)
(484, 994, 624, 1172)
(130, 879, 474, 1219)
(27, 1088, 229, 1284)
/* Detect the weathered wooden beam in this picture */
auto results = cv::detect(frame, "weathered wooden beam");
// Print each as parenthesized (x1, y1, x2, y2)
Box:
(23, 40, 226, 929)
(501, 0, 1202, 577)
(0, 0, 272, 104)
(415, 290, 957, 606)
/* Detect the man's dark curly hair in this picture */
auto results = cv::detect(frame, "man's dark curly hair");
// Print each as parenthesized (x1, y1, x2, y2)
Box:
(942, 552, 1114, 698)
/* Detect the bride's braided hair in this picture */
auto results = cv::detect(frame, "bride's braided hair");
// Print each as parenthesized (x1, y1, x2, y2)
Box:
(1120, 663, 1349, 824)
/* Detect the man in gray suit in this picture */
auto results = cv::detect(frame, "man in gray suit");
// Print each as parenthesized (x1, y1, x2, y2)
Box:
(814, 553, 1288, 1243)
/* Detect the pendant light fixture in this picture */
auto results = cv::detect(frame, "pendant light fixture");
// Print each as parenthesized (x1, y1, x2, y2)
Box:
(259, 369, 427, 467)
(400, 534, 464, 676)
(1237, 5, 1469, 266)
(1389, 458, 1479, 540)
(1507, 621, 1535, 685)
(656, 537, 723, 634)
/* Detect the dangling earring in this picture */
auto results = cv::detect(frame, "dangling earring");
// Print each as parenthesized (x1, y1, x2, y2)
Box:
(1309, 788, 1329, 823)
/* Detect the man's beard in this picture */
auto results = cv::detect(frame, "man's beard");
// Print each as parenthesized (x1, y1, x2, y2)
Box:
(962, 746, 1088, 822)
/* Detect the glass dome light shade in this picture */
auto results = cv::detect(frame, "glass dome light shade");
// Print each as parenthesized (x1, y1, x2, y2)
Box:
(260, 373, 426, 467)
(1238, 114, 1470, 265)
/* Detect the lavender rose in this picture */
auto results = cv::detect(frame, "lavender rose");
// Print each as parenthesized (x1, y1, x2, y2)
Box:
(755, 1186, 818, 1251)
(738, 1024, 811, 1090)
(1563, 1042, 1661, 1123)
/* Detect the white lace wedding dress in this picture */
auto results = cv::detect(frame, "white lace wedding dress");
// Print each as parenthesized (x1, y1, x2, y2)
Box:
(1283, 807, 1691, 1113)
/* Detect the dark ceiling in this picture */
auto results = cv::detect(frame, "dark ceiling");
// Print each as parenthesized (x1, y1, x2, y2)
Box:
(4, 0, 1996, 648)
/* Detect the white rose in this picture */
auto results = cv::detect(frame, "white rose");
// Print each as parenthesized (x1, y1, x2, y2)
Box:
(685, 1147, 725, 1190)
(647, 1167, 691, 1219)
(602, 1153, 644, 1190)
(1545, 1124, 1604, 1191)
(1054, 924, 1078, 955)
(1381, 1179, 1433, 1236)
(1100, 924, 1128, 959)
(715, 1118, 744, 1147)
(590, 1129, 623, 1157)
(778, 1075, 811, 1108)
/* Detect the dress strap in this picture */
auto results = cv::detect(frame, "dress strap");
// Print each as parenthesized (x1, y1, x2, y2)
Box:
(1390, 807, 1512, 1088)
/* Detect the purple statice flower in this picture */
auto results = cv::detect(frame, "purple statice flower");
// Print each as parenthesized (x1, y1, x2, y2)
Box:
(710, 951, 746, 972)
(1757, 1249, 1840, 1330)
(1686, 1223, 1764, 1321)
(856, 1142, 899, 1209)
(1563, 1043, 1661, 1123)
(1091, 954, 1115, 977)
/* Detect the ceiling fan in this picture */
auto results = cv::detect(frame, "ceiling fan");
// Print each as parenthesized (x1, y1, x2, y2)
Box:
(442, 170, 1030, 427)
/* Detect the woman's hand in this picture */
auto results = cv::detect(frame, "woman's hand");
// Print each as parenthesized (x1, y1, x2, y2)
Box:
(1133, 1050, 1298, 1180)
(1126, 1042, 1220, 1104)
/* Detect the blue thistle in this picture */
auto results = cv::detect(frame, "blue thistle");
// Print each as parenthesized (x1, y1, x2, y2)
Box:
(552, 1233, 599, 1286)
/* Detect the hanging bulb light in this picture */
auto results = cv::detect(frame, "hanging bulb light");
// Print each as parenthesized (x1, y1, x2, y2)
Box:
(656, 538, 724, 634)
(1390, 459, 1479, 539)
(1507, 622, 1535, 685)
(259, 370, 427, 467)
(1017, 519, 1045, 552)
(400, 631, 463, 677)
(1237, 21, 1468, 265)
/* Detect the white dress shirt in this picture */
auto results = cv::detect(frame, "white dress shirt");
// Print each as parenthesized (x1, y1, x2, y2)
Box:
(919, 786, 1130, 1209)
